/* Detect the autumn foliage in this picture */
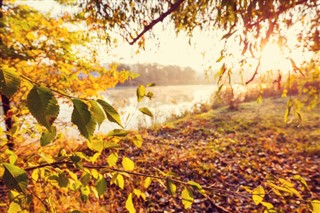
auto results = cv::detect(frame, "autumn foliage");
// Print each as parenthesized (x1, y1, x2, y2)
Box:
(1, 0, 320, 212)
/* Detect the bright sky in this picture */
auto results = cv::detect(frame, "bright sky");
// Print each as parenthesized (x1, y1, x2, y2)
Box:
(20, 0, 309, 74)
(98, 25, 223, 71)
(21, 0, 219, 71)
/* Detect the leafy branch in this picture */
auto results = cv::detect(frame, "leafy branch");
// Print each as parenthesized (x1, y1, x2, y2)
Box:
(24, 160, 251, 200)
(20, 75, 93, 101)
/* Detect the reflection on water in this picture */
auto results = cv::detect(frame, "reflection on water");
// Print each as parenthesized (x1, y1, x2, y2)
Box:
(58, 85, 217, 136)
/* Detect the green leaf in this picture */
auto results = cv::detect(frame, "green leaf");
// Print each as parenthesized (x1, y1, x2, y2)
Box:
(40, 126, 57, 146)
(71, 99, 97, 140)
(80, 172, 91, 186)
(166, 178, 176, 196)
(80, 185, 90, 202)
(89, 100, 106, 127)
(70, 155, 82, 169)
(139, 107, 153, 118)
(252, 185, 265, 205)
(106, 129, 130, 137)
(27, 86, 59, 130)
(122, 157, 134, 171)
(96, 175, 107, 197)
(97, 99, 123, 127)
(107, 152, 118, 167)
(3, 163, 28, 194)
(0, 65, 20, 98)
(57, 172, 69, 188)
(310, 200, 320, 213)
(181, 187, 194, 209)
(125, 193, 136, 213)
(136, 85, 146, 102)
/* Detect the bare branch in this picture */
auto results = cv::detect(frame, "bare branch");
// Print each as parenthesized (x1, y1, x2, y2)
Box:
(246, 60, 260, 85)
(127, 0, 186, 45)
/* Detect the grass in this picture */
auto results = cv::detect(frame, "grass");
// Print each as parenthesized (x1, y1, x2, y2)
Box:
(133, 97, 320, 212)
(1, 97, 319, 212)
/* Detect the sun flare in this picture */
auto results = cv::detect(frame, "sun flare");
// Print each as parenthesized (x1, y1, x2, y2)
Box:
(260, 43, 291, 72)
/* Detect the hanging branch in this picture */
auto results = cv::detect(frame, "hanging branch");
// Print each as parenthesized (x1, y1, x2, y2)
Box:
(126, 0, 186, 45)
(246, 60, 261, 85)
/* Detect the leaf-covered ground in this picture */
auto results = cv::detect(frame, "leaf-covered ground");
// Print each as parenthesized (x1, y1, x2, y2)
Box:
(1, 98, 319, 212)
(120, 97, 320, 212)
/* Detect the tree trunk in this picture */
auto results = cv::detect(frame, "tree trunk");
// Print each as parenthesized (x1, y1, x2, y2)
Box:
(1, 95, 14, 150)
(0, 0, 14, 150)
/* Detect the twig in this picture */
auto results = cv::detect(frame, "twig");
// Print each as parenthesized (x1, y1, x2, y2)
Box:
(29, 189, 50, 212)
(205, 195, 232, 213)
(127, 0, 186, 45)
(24, 160, 251, 199)
(245, 60, 260, 85)
(19, 74, 94, 101)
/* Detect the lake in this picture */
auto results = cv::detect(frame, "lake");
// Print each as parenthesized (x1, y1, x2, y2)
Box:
(58, 84, 217, 137)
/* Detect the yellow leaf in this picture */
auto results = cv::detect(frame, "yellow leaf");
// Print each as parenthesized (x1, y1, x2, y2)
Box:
(133, 189, 146, 201)
(116, 174, 124, 189)
(132, 134, 143, 148)
(91, 169, 99, 179)
(31, 169, 39, 182)
(122, 157, 134, 171)
(26, 32, 35, 40)
(252, 185, 265, 205)
(144, 177, 152, 189)
(125, 193, 136, 213)
(107, 153, 118, 167)
(279, 178, 294, 188)
(181, 187, 194, 209)
(110, 173, 124, 189)
(310, 200, 320, 213)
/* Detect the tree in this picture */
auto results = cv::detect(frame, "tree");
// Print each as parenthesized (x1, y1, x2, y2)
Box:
(0, 0, 319, 212)
(79, 0, 319, 90)
(0, 2, 134, 149)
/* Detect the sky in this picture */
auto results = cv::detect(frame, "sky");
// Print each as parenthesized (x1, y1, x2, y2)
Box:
(19, 0, 309, 75)
(97, 25, 223, 72)
(21, 0, 220, 72)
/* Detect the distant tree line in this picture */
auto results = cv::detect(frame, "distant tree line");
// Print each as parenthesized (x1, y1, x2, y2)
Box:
(111, 63, 208, 86)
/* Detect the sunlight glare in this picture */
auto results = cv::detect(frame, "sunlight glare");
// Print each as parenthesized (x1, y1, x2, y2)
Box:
(260, 43, 291, 72)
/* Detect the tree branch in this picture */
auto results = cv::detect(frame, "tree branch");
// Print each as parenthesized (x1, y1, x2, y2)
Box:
(127, 0, 186, 45)
(245, 60, 260, 85)
(24, 160, 251, 200)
